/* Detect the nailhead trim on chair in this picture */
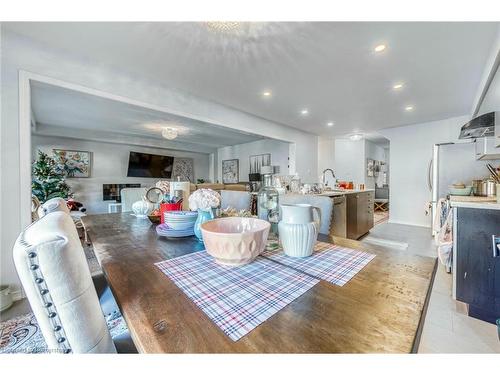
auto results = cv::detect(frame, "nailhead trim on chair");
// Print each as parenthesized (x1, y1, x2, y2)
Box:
(19, 236, 72, 354)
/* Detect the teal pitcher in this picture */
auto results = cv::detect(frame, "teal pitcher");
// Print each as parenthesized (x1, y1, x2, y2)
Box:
(194, 208, 215, 242)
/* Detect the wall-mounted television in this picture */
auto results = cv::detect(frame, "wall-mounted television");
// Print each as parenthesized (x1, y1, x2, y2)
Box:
(127, 151, 174, 178)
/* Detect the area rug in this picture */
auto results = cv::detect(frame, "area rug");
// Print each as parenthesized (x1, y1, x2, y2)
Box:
(0, 311, 127, 354)
(374, 210, 389, 226)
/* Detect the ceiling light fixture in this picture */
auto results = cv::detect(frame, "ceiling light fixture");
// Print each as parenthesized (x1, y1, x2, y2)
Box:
(349, 134, 364, 141)
(393, 83, 404, 90)
(262, 91, 272, 97)
(301, 109, 309, 115)
(405, 105, 414, 112)
(206, 22, 241, 34)
(374, 44, 387, 52)
(327, 122, 334, 127)
(162, 127, 178, 140)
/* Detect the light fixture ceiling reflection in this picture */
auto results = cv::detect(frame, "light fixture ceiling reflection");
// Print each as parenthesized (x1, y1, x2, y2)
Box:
(349, 134, 363, 141)
(162, 127, 178, 140)
(206, 22, 241, 34)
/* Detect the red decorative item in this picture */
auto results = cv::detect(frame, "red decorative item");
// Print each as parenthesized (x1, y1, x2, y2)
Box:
(160, 202, 183, 224)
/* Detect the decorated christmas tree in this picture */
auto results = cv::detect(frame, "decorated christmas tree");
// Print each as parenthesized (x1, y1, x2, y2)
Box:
(32, 150, 72, 203)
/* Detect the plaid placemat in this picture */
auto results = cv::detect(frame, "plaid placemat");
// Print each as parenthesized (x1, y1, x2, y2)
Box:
(261, 241, 375, 286)
(155, 251, 319, 341)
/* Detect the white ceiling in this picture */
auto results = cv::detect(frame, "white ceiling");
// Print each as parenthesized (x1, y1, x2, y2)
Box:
(30, 81, 264, 150)
(8, 22, 500, 137)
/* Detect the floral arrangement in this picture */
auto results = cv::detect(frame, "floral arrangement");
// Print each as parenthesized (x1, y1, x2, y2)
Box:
(155, 180, 170, 194)
(188, 188, 221, 211)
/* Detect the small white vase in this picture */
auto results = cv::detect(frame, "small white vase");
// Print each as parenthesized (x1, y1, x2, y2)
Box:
(132, 199, 153, 218)
(278, 221, 317, 257)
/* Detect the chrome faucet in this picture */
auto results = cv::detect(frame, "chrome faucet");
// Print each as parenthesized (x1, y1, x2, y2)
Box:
(321, 168, 336, 187)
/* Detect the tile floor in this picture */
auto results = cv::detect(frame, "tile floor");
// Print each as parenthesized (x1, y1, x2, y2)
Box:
(362, 222, 500, 353)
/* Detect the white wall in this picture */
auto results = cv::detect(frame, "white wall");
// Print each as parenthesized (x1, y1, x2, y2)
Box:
(32, 135, 210, 213)
(217, 139, 290, 182)
(334, 139, 366, 185)
(1, 28, 319, 293)
(380, 115, 470, 227)
(317, 137, 336, 186)
(333, 138, 385, 188)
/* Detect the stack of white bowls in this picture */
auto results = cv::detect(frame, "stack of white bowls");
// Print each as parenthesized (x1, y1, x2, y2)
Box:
(156, 211, 198, 237)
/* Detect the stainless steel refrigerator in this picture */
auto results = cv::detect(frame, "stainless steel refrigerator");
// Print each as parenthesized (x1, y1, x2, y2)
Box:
(429, 140, 490, 235)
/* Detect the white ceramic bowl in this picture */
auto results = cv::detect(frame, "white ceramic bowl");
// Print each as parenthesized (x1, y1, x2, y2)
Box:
(201, 217, 271, 266)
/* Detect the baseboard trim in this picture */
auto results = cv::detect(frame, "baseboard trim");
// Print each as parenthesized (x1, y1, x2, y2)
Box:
(362, 236, 409, 251)
(388, 219, 431, 229)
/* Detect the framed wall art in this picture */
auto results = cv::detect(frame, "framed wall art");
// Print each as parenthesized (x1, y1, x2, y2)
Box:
(249, 153, 271, 174)
(222, 159, 239, 184)
(53, 149, 91, 178)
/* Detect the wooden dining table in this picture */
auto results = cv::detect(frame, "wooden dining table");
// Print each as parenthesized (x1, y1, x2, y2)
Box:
(81, 212, 437, 353)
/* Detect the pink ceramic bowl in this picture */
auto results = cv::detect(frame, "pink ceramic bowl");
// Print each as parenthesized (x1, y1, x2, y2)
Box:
(201, 217, 271, 266)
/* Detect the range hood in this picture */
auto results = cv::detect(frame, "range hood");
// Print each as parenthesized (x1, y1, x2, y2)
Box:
(459, 111, 498, 139)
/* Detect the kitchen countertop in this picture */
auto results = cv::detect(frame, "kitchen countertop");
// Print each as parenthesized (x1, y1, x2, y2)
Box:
(449, 195, 500, 210)
(318, 189, 374, 197)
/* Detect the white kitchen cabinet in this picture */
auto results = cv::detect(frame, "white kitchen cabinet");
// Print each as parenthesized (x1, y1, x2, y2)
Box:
(475, 137, 500, 160)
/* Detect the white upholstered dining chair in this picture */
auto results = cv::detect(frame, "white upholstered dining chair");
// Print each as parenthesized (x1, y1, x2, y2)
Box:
(220, 190, 252, 211)
(120, 187, 148, 212)
(13, 211, 117, 353)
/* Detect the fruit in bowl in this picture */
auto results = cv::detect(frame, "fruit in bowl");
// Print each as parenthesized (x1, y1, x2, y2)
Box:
(201, 217, 270, 266)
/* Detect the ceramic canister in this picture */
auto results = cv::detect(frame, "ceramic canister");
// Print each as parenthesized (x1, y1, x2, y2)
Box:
(278, 204, 321, 257)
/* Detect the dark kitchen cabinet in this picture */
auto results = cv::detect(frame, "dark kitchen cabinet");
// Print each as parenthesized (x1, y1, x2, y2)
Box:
(346, 191, 374, 240)
(455, 207, 500, 324)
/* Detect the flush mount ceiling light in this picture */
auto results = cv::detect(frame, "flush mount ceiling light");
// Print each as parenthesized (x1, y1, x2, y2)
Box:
(206, 22, 241, 34)
(374, 44, 387, 52)
(162, 127, 178, 140)
(262, 90, 272, 97)
(405, 105, 414, 112)
(349, 134, 364, 141)
(327, 122, 334, 127)
(393, 83, 404, 90)
(300, 109, 309, 115)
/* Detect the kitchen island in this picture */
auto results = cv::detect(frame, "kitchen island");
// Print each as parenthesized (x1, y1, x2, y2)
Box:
(319, 189, 375, 240)
(450, 196, 500, 323)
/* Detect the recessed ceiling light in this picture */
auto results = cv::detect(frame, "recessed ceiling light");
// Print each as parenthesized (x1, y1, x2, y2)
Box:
(374, 44, 386, 52)
(300, 109, 309, 115)
(262, 91, 272, 97)
(393, 83, 404, 90)
(327, 122, 334, 127)
(349, 134, 364, 141)
(405, 105, 414, 111)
